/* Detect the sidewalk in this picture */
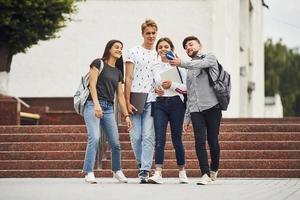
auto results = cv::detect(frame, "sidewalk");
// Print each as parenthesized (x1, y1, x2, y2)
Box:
(0, 178, 299, 200)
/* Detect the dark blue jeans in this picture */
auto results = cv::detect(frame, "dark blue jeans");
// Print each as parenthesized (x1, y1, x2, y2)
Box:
(190, 104, 222, 175)
(154, 96, 186, 167)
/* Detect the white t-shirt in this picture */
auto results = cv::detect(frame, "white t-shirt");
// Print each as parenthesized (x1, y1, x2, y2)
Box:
(125, 45, 158, 102)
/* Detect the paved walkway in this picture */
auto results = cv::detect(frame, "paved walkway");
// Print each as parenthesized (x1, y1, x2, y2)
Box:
(0, 178, 299, 200)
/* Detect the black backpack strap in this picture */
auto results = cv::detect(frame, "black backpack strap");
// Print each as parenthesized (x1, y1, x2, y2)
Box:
(204, 68, 214, 86)
(204, 60, 222, 86)
(176, 67, 184, 84)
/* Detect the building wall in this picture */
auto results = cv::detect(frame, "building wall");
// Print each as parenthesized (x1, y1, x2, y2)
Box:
(211, 0, 241, 117)
(8, 0, 265, 117)
(265, 94, 283, 117)
(248, 0, 265, 117)
(239, 0, 250, 117)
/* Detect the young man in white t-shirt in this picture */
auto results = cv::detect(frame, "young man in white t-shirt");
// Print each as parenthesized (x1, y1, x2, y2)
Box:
(124, 19, 158, 183)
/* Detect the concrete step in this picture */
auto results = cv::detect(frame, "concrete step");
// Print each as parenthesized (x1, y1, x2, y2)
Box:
(106, 150, 300, 160)
(0, 151, 86, 160)
(221, 118, 300, 124)
(1, 168, 298, 178)
(1, 132, 300, 142)
(0, 142, 87, 151)
(0, 133, 87, 142)
(218, 124, 300, 132)
(0, 159, 299, 170)
(1, 141, 299, 151)
(37, 111, 300, 125)
(1, 124, 300, 134)
(2, 150, 299, 160)
(118, 132, 300, 142)
(102, 159, 300, 170)
(39, 111, 84, 125)
(0, 125, 87, 134)
(116, 141, 300, 150)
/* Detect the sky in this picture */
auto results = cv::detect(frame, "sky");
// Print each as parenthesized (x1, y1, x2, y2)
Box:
(264, 0, 300, 49)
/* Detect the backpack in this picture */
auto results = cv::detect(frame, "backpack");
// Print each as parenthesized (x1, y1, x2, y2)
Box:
(204, 61, 231, 111)
(73, 59, 104, 116)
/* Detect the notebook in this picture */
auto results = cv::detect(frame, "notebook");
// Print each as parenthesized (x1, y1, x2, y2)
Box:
(130, 92, 148, 114)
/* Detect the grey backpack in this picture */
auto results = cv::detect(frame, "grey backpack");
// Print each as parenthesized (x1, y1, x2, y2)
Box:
(73, 59, 103, 116)
(205, 61, 231, 111)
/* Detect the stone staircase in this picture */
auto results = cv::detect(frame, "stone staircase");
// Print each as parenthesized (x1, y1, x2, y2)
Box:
(0, 121, 299, 178)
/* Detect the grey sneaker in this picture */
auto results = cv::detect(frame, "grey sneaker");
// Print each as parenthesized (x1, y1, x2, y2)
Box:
(210, 170, 218, 181)
(138, 170, 149, 184)
(196, 173, 212, 185)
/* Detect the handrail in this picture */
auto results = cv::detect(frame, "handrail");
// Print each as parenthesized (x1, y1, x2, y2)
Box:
(14, 96, 30, 108)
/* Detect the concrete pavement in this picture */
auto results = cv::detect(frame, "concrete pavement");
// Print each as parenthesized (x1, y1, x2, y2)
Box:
(0, 178, 299, 200)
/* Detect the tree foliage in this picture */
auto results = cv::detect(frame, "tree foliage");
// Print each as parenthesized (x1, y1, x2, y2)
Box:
(265, 39, 300, 116)
(0, 0, 81, 55)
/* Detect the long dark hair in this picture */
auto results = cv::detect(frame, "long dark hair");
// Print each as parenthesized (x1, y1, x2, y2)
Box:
(101, 39, 124, 76)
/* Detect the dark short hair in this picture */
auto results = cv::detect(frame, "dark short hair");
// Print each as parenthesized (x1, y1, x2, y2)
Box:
(182, 36, 201, 49)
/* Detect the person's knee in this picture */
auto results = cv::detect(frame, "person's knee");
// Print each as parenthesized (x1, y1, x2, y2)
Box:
(144, 132, 155, 142)
(88, 134, 100, 145)
(130, 133, 142, 143)
(195, 141, 206, 149)
(172, 140, 184, 150)
(110, 142, 121, 151)
(155, 141, 165, 149)
(208, 140, 220, 150)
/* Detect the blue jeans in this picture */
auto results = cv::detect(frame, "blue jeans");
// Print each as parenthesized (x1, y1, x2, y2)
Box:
(154, 96, 186, 167)
(83, 100, 121, 173)
(130, 102, 155, 171)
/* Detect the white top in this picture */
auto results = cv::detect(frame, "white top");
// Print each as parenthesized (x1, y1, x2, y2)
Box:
(153, 61, 187, 102)
(125, 45, 157, 102)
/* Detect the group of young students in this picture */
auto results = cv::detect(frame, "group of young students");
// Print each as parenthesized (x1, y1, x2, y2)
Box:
(82, 19, 222, 186)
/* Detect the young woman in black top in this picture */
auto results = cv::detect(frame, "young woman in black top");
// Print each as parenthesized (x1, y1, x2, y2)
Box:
(83, 40, 132, 183)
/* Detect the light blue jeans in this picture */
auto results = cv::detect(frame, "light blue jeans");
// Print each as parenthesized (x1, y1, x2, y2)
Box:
(83, 100, 121, 173)
(130, 102, 155, 171)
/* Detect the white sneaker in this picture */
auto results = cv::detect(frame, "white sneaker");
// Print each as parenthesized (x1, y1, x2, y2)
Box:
(210, 170, 218, 181)
(114, 170, 128, 183)
(196, 173, 212, 185)
(85, 172, 97, 184)
(179, 170, 189, 184)
(148, 170, 163, 184)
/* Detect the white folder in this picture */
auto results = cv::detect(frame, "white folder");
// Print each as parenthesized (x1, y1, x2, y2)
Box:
(159, 67, 182, 83)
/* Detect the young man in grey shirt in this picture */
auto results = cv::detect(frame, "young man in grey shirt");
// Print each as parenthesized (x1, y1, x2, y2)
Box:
(170, 36, 222, 185)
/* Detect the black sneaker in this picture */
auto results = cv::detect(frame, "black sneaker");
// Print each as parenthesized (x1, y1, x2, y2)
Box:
(138, 170, 149, 184)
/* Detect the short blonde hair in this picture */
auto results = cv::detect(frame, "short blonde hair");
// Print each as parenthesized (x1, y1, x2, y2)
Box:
(141, 19, 158, 33)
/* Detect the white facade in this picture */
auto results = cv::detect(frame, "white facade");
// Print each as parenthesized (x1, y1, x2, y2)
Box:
(264, 94, 283, 118)
(8, 0, 265, 117)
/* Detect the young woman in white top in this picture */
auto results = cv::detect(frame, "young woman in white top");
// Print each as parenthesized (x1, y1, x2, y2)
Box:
(148, 37, 188, 184)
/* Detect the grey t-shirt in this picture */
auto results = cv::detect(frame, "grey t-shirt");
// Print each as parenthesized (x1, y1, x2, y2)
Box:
(88, 59, 124, 103)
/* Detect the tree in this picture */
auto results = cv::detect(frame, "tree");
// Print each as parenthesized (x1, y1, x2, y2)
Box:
(0, 0, 83, 94)
(265, 39, 300, 116)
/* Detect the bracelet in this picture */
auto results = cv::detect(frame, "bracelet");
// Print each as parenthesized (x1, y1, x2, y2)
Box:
(124, 115, 130, 119)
